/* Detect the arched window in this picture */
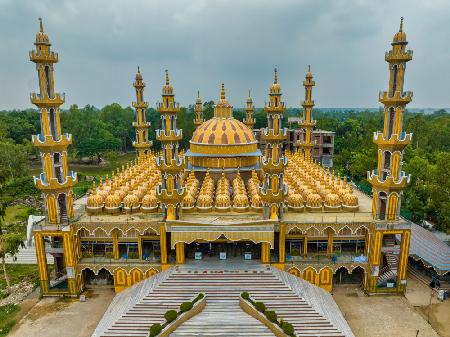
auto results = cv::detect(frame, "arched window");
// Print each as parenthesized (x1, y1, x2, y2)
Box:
(378, 192, 388, 220)
(49, 108, 57, 140)
(58, 193, 68, 223)
(44, 66, 52, 98)
(391, 65, 398, 97)
(387, 108, 395, 139)
(274, 97, 278, 107)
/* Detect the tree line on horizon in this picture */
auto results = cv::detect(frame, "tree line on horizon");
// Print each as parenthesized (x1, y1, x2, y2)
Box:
(0, 104, 448, 232)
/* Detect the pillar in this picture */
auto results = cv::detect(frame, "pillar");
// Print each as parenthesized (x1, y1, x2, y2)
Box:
(138, 236, 143, 261)
(63, 232, 77, 295)
(366, 231, 383, 293)
(34, 233, 49, 294)
(261, 242, 270, 264)
(175, 242, 185, 264)
(112, 230, 119, 260)
(303, 236, 308, 257)
(160, 224, 167, 264)
(397, 231, 410, 293)
(279, 224, 286, 263)
(327, 231, 334, 257)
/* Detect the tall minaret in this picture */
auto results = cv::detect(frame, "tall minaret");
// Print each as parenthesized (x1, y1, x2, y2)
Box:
(31, 18, 77, 225)
(156, 70, 186, 221)
(132, 67, 152, 160)
(243, 90, 255, 129)
(193, 90, 204, 127)
(368, 17, 413, 221)
(259, 68, 288, 220)
(297, 65, 316, 159)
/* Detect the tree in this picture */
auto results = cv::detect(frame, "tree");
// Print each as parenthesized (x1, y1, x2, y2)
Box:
(0, 141, 30, 182)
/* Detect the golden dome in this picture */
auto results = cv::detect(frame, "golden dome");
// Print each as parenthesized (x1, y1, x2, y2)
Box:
(197, 194, 213, 208)
(216, 194, 230, 208)
(251, 194, 262, 207)
(105, 193, 121, 208)
(142, 193, 158, 208)
(306, 193, 322, 207)
(123, 194, 139, 208)
(182, 194, 196, 207)
(87, 193, 104, 207)
(270, 67, 281, 92)
(393, 17, 406, 43)
(233, 194, 249, 208)
(325, 193, 341, 207)
(343, 193, 358, 207)
(35, 18, 50, 45)
(288, 193, 304, 207)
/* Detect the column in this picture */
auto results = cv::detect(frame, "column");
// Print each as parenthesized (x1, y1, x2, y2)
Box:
(138, 236, 143, 261)
(112, 230, 119, 260)
(34, 233, 49, 294)
(397, 231, 410, 293)
(63, 232, 77, 295)
(175, 242, 185, 264)
(303, 236, 308, 257)
(279, 224, 286, 263)
(327, 231, 334, 257)
(160, 224, 167, 264)
(261, 242, 270, 264)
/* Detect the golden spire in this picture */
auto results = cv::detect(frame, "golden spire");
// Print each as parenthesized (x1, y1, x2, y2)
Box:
(197, 90, 200, 99)
(274, 67, 278, 84)
(221, 82, 226, 100)
(39, 17, 43, 32)
(248, 89, 251, 98)
(400, 16, 403, 32)
(165, 69, 170, 85)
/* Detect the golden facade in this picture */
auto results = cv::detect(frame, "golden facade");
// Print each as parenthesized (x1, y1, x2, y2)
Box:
(31, 18, 412, 296)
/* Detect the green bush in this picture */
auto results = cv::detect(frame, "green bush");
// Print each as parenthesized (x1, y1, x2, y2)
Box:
(281, 321, 295, 336)
(264, 310, 277, 323)
(179, 301, 193, 312)
(192, 293, 204, 303)
(149, 323, 162, 337)
(164, 310, 178, 323)
(254, 301, 266, 313)
(241, 291, 250, 300)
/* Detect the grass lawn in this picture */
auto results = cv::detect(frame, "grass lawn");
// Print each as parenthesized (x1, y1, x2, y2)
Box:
(4, 205, 32, 224)
(0, 303, 19, 337)
(0, 264, 40, 291)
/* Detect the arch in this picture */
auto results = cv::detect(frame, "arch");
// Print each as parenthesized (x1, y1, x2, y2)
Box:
(142, 227, 159, 236)
(287, 226, 304, 235)
(323, 226, 336, 236)
(303, 267, 317, 284)
(93, 228, 108, 238)
(305, 226, 320, 237)
(145, 268, 159, 278)
(319, 267, 333, 292)
(288, 266, 302, 278)
(338, 226, 352, 236)
(126, 227, 139, 238)
(44, 65, 52, 98)
(77, 227, 90, 237)
(114, 268, 127, 287)
(129, 268, 144, 285)
(378, 191, 388, 220)
(354, 225, 369, 236)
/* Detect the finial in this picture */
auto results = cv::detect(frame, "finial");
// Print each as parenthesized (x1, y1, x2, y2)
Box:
(39, 17, 43, 32)
(221, 82, 226, 99)
(197, 90, 200, 98)
(400, 17, 403, 32)
(165, 69, 170, 85)
(308, 64, 311, 72)
(248, 89, 251, 98)
(274, 67, 278, 84)
(137, 66, 140, 73)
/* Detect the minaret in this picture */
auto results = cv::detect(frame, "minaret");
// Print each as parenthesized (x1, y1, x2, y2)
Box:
(31, 18, 77, 225)
(259, 68, 288, 220)
(368, 17, 413, 221)
(156, 70, 186, 221)
(193, 90, 204, 127)
(132, 67, 152, 160)
(297, 65, 316, 159)
(243, 90, 255, 129)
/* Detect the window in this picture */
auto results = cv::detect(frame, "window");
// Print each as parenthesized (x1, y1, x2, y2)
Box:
(391, 65, 398, 97)
(49, 108, 58, 140)
(44, 66, 52, 98)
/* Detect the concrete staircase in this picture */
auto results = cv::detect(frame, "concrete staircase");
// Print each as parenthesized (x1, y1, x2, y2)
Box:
(93, 263, 354, 337)
(378, 253, 398, 285)
(4, 245, 54, 265)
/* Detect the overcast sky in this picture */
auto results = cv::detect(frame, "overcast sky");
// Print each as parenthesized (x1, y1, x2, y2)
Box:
(1, 0, 449, 110)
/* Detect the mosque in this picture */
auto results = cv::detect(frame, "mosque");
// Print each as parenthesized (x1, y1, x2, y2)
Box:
(30, 17, 413, 299)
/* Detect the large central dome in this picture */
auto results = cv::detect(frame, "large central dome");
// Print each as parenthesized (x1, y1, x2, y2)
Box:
(185, 83, 261, 171)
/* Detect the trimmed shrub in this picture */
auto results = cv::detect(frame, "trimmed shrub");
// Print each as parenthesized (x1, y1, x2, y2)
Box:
(264, 310, 277, 323)
(179, 301, 193, 312)
(241, 291, 250, 300)
(149, 323, 162, 337)
(164, 310, 178, 323)
(193, 293, 204, 303)
(254, 301, 266, 313)
(281, 321, 295, 336)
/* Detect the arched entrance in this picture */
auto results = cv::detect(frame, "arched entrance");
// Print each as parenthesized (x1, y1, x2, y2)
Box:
(333, 266, 364, 285)
(83, 268, 114, 287)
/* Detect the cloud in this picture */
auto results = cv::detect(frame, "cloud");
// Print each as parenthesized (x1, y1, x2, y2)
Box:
(0, 0, 449, 110)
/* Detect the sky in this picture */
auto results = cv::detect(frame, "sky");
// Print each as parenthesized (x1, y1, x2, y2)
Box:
(1, 0, 449, 110)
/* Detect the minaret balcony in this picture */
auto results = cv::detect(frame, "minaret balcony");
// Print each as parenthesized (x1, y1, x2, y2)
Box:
(259, 184, 288, 203)
(299, 119, 316, 128)
(132, 121, 151, 128)
(32, 133, 72, 151)
(261, 128, 287, 142)
(385, 49, 413, 63)
(156, 102, 180, 112)
(379, 91, 413, 105)
(302, 79, 316, 86)
(29, 50, 58, 63)
(156, 185, 186, 204)
(132, 140, 153, 148)
(34, 171, 77, 191)
(244, 118, 256, 126)
(373, 131, 412, 147)
(132, 101, 149, 109)
(296, 140, 315, 148)
(261, 156, 288, 173)
(156, 156, 185, 173)
(30, 92, 65, 107)
(301, 100, 315, 108)
(156, 129, 183, 141)
(367, 169, 410, 190)
(263, 104, 286, 114)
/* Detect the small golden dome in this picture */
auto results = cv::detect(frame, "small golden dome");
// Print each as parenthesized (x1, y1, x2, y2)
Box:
(105, 193, 121, 208)
(87, 193, 104, 207)
(197, 194, 213, 207)
(135, 66, 143, 80)
(251, 194, 262, 207)
(270, 67, 281, 92)
(233, 194, 248, 207)
(325, 193, 341, 207)
(216, 194, 230, 207)
(306, 193, 322, 207)
(182, 194, 196, 207)
(35, 18, 50, 45)
(288, 193, 304, 207)
(393, 17, 406, 43)
(142, 193, 158, 208)
(123, 193, 139, 208)
(343, 193, 358, 207)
